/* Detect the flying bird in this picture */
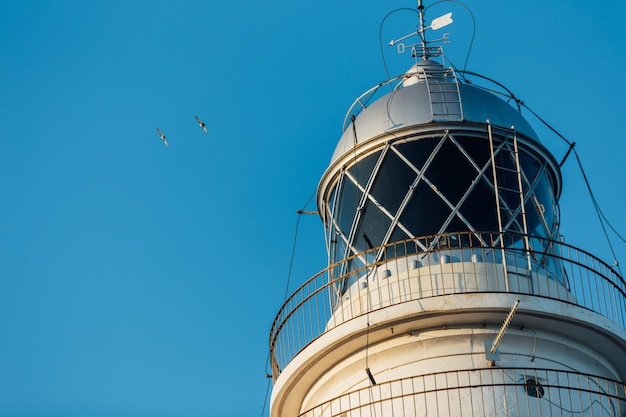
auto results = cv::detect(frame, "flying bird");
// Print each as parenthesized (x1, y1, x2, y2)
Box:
(195, 115, 208, 134)
(156, 128, 168, 147)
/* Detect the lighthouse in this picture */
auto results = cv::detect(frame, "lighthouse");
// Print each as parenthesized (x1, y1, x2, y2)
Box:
(269, 3, 626, 416)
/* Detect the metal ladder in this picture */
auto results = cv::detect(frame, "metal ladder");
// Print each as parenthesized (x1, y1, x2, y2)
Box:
(488, 123, 532, 290)
(423, 67, 463, 122)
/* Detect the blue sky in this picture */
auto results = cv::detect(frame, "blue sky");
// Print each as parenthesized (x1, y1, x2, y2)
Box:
(0, 1, 624, 416)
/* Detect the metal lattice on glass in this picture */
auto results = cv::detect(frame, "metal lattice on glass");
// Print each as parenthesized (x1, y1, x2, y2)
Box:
(323, 127, 560, 284)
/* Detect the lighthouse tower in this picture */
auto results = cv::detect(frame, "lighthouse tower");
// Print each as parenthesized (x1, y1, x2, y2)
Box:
(269, 4, 626, 417)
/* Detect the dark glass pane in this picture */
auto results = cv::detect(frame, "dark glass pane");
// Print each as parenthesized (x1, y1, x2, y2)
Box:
(532, 172, 557, 237)
(458, 177, 498, 232)
(399, 181, 451, 237)
(370, 150, 417, 216)
(354, 200, 392, 251)
(526, 193, 549, 239)
(444, 216, 470, 233)
(390, 227, 410, 243)
(336, 176, 362, 236)
(329, 233, 343, 263)
(329, 238, 338, 265)
(519, 152, 540, 191)
(395, 138, 439, 171)
(423, 139, 478, 205)
(336, 238, 347, 266)
(348, 151, 380, 188)
(457, 136, 491, 168)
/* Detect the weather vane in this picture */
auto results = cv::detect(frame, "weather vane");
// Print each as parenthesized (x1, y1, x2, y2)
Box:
(388, 0, 453, 60)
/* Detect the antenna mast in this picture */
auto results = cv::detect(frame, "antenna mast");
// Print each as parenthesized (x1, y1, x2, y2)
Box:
(417, 0, 427, 60)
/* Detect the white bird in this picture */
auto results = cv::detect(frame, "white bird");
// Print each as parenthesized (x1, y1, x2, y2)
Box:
(195, 115, 208, 134)
(156, 128, 168, 147)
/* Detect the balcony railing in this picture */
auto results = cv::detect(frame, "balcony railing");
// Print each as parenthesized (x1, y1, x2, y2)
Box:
(298, 367, 626, 417)
(270, 232, 626, 378)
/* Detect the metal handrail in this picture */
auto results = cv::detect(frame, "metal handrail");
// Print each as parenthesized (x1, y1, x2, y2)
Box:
(269, 231, 625, 378)
(298, 367, 626, 417)
(341, 74, 406, 132)
(341, 65, 460, 131)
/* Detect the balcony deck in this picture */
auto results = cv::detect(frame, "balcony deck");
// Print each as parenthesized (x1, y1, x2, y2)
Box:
(270, 232, 626, 377)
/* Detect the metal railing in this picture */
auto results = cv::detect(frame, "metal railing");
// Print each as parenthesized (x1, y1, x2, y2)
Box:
(270, 232, 626, 378)
(299, 367, 626, 417)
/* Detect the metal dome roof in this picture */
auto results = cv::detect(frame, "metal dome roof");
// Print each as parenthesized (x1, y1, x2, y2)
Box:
(330, 61, 539, 165)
